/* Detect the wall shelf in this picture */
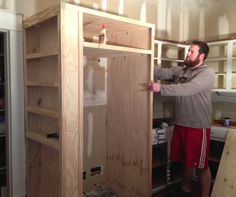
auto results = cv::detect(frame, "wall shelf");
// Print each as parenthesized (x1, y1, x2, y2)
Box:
(26, 51, 58, 59)
(27, 106, 58, 118)
(26, 132, 59, 150)
(207, 39, 236, 92)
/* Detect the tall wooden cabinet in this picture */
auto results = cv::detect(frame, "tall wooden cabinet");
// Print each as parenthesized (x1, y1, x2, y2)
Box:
(23, 3, 154, 197)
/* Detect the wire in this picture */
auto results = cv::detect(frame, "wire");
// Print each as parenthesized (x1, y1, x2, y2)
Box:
(83, 192, 89, 197)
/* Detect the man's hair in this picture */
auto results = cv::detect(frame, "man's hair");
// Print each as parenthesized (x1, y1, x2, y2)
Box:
(191, 40, 209, 61)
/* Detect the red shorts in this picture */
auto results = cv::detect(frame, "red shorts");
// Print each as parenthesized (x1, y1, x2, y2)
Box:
(170, 125, 210, 169)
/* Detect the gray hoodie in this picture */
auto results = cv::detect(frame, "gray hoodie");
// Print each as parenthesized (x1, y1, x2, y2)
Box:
(154, 64, 215, 128)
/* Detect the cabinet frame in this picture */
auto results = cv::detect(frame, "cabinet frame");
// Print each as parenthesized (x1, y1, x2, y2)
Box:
(23, 3, 155, 197)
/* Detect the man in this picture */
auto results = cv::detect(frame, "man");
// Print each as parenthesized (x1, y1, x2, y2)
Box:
(148, 41, 214, 197)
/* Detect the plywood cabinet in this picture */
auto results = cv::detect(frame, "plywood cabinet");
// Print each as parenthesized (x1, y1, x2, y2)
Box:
(23, 3, 154, 197)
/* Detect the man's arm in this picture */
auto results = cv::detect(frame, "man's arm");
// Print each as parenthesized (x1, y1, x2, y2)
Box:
(160, 68, 214, 96)
(154, 65, 181, 81)
(149, 67, 215, 95)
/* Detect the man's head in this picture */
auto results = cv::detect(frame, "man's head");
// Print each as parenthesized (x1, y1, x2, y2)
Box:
(184, 40, 209, 68)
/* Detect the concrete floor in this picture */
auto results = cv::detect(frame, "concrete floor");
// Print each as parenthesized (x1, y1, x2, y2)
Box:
(152, 181, 202, 197)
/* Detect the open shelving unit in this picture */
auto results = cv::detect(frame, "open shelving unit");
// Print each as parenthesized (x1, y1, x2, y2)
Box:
(23, 3, 154, 197)
(152, 40, 188, 194)
(154, 40, 188, 69)
(206, 39, 236, 92)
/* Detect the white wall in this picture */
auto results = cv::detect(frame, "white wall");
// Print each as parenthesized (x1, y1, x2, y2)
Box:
(0, 10, 25, 197)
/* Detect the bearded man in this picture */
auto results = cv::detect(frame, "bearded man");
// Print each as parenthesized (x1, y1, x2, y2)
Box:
(148, 41, 214, 197)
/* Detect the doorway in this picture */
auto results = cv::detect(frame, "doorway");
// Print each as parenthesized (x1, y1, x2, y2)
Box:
(0, 31, 8, 197)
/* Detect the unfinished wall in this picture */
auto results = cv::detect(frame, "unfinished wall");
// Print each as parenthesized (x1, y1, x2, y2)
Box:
(1, 0, 236, 41)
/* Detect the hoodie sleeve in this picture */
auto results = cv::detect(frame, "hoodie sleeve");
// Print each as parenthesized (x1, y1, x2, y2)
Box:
(154, 65, 182, 81)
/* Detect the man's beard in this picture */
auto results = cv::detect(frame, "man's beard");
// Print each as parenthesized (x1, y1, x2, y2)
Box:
(184, 56, 200, 68)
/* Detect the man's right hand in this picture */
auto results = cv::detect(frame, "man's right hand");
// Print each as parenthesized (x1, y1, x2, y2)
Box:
(147, 82, 161, 92)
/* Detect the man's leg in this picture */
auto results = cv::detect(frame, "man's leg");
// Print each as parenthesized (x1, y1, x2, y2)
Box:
(181, 166, 194, 192)
(198, 167, 211, 197)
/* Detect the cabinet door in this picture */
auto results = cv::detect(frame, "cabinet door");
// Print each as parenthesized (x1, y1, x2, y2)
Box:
(107, 54, 152, 197)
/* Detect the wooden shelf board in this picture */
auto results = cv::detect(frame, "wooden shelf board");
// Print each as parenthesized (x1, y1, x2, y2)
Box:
(26, 81, 58, 87)
(154, 39, 187, 48)
(83, 41, 152, 57)
(23, 5, 59, 28)
(215, 72, 226, 75)
(81, 5, 154, 29)
(213, 89, 236, 92)
(26, 51, 58, 59)
(161, 58, 184, 62)
(206, 57, 227, 62)
(26, 132, 59, 150)
(213, 88, 227, 90)
(27, 106, 58, 118)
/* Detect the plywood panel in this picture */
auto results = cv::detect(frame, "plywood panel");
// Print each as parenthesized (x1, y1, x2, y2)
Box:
(27, 139, 59, 197)
(25, 16, 58, 53)
(83, 57, 107, 106)
(211, 129, 236, 197)
(26, 56, 58, 85)
(83, 105, 107, 192)
(83, 12, 151, 50)
(60, 5, 83, 197)
(83, 56, 107, 192)
(107, 54, 152, 197)
(27, 87, 58, 110)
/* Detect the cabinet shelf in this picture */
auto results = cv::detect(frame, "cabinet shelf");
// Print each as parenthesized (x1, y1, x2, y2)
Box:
(161, 57, 184, 62)
(83, 41, 152, 57)
(26, 81, 58, 87)
(215, 72, 226, 75)
(27, 106, 58, 118)
(26, 51, 58, 59)
(26, 132, 59, 150)
(206, 57, 227, 62)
